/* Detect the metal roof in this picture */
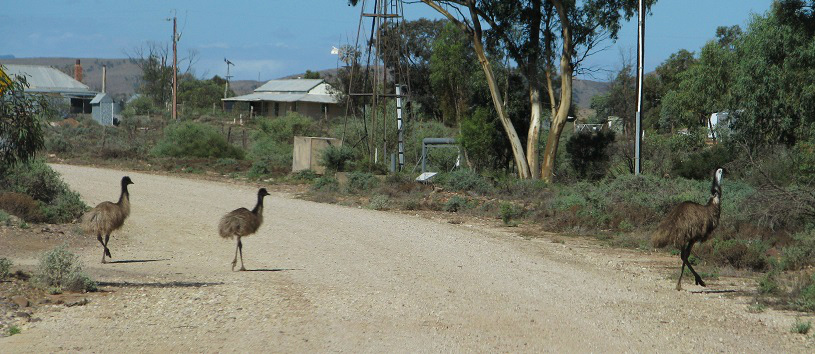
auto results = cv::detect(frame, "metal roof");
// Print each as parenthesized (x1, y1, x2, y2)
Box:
(2, 64, 93, 95)
(223, 92, 338, 104)
(255, 79, 324, 93)
(90, 93, 113, 104)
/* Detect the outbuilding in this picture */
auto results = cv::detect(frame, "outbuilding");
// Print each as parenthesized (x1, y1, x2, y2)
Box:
(90, 92, 121, 126)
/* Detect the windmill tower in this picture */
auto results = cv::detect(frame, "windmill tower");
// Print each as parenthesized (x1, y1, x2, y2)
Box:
(343, 0, 411, 171)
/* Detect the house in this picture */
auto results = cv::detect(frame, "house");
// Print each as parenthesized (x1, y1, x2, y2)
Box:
(90, 92, 121, 126)
(222, 79, 340, 120)
(1, 63, 96, 114)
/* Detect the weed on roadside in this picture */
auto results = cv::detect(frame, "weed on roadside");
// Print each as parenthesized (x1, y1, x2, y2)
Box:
(33, 245, 97, 294)
(791, 319, 812, 334)
(7, 325, 20, 336)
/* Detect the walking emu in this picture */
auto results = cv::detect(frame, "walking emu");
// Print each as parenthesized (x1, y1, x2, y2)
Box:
(219, 188, 270, 271)
(653, 168, 724, 290)
(81, 176, 134, 263)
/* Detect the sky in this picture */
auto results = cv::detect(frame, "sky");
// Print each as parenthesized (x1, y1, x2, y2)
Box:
(1, 0, 775, 82)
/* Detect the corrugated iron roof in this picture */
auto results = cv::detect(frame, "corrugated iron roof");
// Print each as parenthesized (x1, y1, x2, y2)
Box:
(90, 93, 113, 104)
(222, 92, 338, 104)
(255, 79, 323, 93)
(2, 64, 92, 94)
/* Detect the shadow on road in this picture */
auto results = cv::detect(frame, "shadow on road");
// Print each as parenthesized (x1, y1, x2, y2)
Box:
(689, 289, 740, 294)
(97, 281, 223, 288)
(244, 268, 301, 272)
(107, 259, 170, 264)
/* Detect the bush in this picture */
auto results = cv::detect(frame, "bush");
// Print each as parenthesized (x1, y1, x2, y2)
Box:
(34, 245, 97, 294)
(291, 169, 318, 181)
(1, 159, 66, 203)
(41, 189, 87, 223)
(320, 145, 356, 172)
(0, 257, 11, 279)
(435, 169, 493, 195)
(500, 202, 522, 225)
(444, 196, 468, 212)
(791, 320, 812, 334)
(0, 192, 43, 222)
(758, 270, 780, 295)
(249, 137, 295, 176)
(565, 130, 616, 180)
(312, 176, 339, 192)
(792, 275, 815, 312)
(152, 121, 244, 159)
(708, 238, 769, 271)
(369, 194, 390, 210)
(346, 172, 379, 193)
(780, 228, 815, 271)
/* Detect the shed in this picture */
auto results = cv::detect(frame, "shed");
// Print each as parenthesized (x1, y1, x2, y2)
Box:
(223, 79, 340, 120)
(90, 93, 121, 126)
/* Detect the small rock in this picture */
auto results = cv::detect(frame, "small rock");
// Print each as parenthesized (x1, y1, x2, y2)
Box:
(11, 296, 29, 308)
(15, 311, 31, 319)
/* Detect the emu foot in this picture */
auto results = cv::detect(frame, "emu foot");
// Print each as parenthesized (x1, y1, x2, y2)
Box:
(696, 278, 707, 287)
(101, 258, 107, 264)
(105, 248, 112, 258)
(239, 266, 246, 271)
(675, 283, 682, 291)
(231, 260, 237, 271)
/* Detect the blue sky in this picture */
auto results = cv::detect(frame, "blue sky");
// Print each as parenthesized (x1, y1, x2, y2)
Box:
(1, 0, 774, 81)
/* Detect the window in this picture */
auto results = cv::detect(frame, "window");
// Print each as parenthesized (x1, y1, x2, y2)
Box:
(292, 101, 297, 112)
(274, 102, 279, 116)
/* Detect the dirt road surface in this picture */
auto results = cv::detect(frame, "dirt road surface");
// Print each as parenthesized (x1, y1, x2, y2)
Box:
(1, 164, 810, 352)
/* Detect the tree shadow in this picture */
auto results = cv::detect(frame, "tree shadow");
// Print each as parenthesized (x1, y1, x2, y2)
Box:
(107, 259, 170, 264)
(97, 281, 223, 288)
(689, 289, 740, 294)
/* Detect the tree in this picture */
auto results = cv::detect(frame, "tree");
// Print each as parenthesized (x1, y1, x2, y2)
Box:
(178, 75, 234, 110)
(128, 42, 197, 108)
(0, 67, 47, 172)
(303, 70, 321, 79)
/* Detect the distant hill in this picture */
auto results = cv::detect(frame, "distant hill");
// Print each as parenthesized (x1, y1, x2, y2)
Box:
(1, 57, 610, 107)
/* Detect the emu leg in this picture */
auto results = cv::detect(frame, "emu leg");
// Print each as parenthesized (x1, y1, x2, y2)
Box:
(103, 234, 112, 259)
(97, 234, 107, 264)
(238, 239, 246, 271)
(231, 238, 240, 271)
(676, 243, 688, 290)
(684, 241, 706, 287)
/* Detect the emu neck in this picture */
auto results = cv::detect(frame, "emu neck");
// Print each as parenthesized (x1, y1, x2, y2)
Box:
(251, 194, 264, 214)
(117, 183, 130, 205)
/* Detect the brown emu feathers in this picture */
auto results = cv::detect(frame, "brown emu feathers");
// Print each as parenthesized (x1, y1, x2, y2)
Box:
(219, 188, 270, 271)
(81, 176, 134, 263)
(653, 168, 723, 290)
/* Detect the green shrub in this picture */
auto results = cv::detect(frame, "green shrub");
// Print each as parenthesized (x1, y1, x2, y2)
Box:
(34, 245, 97, 294)
(758, 270, 781, 295)
(0, 257, 11, 279)
(249, 137, 294, 176)
(312, 176, 339, 192)
(7, 325, 20, 336)
(126, 95, 156, 115)
(40, 189, 87, 223)
(0, 160, 88, 223)
(500, 202, 522, 225)
(565, 130, 616, 180)
(320, 145, 356, 172)
(369, 194, 390, 210)
(346, 172, 379, 193)
(0, 210, 9, 225)
(780, 228, 815, 271)
(152, 121, 244, 159)
(1, 159, 66, 203)
(791, 320, 812, 334)
(443, 196, 468, 212)
(709, 239, 768, 271)
(291, 169, 318, 181)
(436, 169, 493, 195)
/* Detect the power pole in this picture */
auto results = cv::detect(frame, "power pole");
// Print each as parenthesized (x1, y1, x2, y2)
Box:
(634, 0, 645, 175)
(171, 15, 178, 121)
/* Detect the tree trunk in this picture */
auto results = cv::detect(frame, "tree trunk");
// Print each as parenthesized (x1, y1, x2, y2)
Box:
(541, 0, 573, 183)
(527, 85, 542, 179)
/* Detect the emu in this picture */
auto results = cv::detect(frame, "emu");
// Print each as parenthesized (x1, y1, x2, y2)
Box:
(81, 176, 134, 263)
(653, 168, 724, 290)
(219, 188, 270, 271)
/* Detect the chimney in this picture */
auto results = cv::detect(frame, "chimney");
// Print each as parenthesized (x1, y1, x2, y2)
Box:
(102, 65, 107, 93)
(74, 59, 83, 82)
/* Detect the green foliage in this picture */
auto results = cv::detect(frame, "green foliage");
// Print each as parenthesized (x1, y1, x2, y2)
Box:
(708, 238, 768, 271)
(0, 257, 11, 279)
(565, 130, 616, 180)
(152, 121, 244, 159)
(303, 70, 321, 79)
(179, 76, 233, 110)
(34, 245, 97, 294)
(792, 274, 815, 312)
(291, 169, 318, 181)
(319, 145, 356, 173)
(311, 176, 339, 192)
(780, 228, 815, 271)
(124, 95, 155, 116)
(791, 320, 812, 334)
(0, 68, 48, 171)
(250, 113, 319, 174)
(758, 270, 781, 295)
(435, 169, 494, 195)
(0, 210, 9, 225)
(459, 107, 509, 171)
(499, 202, 522, 225)
(346, 172, 380, 193)
(0, 160, 88, 223)
(443, 196, 468, 212)
(7, 325, 20, 336)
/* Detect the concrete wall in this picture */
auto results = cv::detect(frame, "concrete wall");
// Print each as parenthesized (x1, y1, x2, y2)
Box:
(292, 136, 342, 174)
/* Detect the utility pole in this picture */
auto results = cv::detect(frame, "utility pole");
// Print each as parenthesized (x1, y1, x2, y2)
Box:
(634, 0, 645, 175)
(224, 58, 234, 99)
(170, 15, 178, 121)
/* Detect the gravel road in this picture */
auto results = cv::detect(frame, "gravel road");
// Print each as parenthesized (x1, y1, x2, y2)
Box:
(0, 164, 810, 352)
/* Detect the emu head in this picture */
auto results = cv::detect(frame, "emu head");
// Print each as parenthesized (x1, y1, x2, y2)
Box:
(710, 168, 724, 199)
(258, 188, 270, 198)
(121, 176, 134, 186)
